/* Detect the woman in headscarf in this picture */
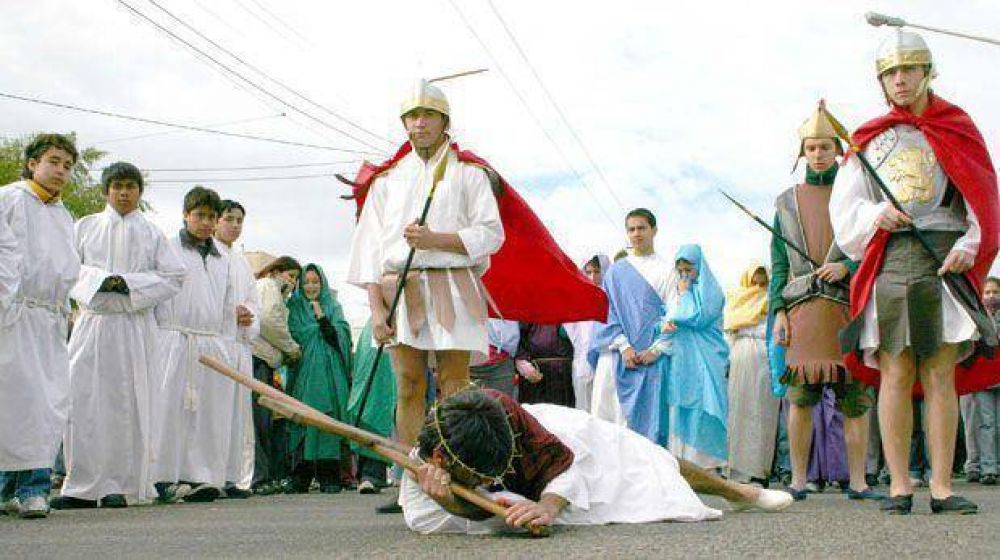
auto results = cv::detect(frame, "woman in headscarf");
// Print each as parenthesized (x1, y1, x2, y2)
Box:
(286, 264, 353, 493)
(563, 254, 611, 411)
(657, 244, 729, 469)
(724, 263, 780, 483)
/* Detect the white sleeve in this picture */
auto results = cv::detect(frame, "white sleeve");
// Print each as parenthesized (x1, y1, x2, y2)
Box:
(456, 166, 504, 262)
(400, 468, 524, 535)
(0, 208, 20, 310)
(120, 228, 187, 312)
(346, 177, 387, 287)
(951, 196, 981, 258)
(830, 156, 889, 261)
(540, 460, 589, 511)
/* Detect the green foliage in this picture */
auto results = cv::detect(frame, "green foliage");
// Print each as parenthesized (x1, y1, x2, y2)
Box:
(0, 133, 108, 218)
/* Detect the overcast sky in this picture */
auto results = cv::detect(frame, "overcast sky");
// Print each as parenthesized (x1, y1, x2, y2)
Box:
(3, 0, 999, 323)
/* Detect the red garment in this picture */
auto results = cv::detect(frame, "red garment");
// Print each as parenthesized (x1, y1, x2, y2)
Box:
(844, 94, 1000, 395)
(346, 142, 608, 324)
(483, 389, 574, 502)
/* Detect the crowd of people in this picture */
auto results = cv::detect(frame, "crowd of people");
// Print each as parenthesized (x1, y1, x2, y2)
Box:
(1, 28, 999, 531)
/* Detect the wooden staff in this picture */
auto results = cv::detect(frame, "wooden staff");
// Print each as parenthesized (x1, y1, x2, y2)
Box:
(198, 355, 550, 537)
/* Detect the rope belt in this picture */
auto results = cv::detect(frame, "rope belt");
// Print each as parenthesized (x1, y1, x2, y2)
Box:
(162, 324, 221, 412)
(15, 296, 68, 317)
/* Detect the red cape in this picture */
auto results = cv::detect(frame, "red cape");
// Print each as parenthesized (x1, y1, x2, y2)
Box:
(345, 142, 608, 324)
(844, 94, 1000, 395)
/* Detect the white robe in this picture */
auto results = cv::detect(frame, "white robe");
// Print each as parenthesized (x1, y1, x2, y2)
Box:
(401, 404, 721, 534)
(0, 182, 79, 471)
(830, 142, 981, 367)
(218, 243, 259, 489)
(346, 142, 504, 353)
(62, 206, 186, 501)
(151, 234, 237, 486)
(564, 320, 597, 411)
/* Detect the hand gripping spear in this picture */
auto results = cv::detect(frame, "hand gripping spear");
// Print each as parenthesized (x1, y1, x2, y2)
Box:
(352, 150, 449, 429)
(718, 189, 851, 291)
(820, 107, 998, 344)
(199, 354, 551, 537)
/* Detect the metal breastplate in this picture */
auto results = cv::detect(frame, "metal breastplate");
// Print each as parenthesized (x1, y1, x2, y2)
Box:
(866, 125, 967, 231)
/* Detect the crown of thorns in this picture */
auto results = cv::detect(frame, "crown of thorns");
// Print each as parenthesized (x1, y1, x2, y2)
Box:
(430, 384, 519, 483)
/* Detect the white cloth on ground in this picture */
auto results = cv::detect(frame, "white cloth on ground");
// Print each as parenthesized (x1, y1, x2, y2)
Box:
(62, 206, 186, 502)
(346, 142, 504, 353)
(401, 404, 721, 534)
(0, 181, 80, 471)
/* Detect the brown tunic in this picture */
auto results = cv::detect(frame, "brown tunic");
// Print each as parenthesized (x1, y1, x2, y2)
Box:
(785, 183, 850, 384)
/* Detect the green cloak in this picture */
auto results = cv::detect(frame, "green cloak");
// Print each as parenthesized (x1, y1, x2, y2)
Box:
(286, 263, 352, 461)
(347, 320, 396, 463)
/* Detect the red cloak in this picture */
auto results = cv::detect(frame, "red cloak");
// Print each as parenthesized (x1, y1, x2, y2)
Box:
(843, 94, 1000, 395)
(345, 141, 608, 324)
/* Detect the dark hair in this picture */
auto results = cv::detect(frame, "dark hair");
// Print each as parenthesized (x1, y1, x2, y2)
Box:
(257, 255, 302, 279)
(416, 389, 514, 480)
(22, 133, 79, 179)
(182, 186, 222, 214)
(219, 199, 246, 217)
(101, 161, 144, 194)
(625, 207, 656, 228)
(985, 276, 1000, 289)
(585, 255, 602, 271)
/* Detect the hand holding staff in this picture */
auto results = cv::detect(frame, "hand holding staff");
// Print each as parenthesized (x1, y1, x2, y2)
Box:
(198, 354, 552, 537)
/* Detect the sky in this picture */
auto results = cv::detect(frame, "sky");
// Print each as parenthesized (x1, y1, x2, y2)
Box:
(3, 0, 999, 324)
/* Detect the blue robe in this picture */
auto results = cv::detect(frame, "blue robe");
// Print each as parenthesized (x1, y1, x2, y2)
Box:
(658, 245, 729, 465)
(588, 258, 667, 441)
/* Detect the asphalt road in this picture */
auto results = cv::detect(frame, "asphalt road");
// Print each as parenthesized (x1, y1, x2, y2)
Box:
(1, 483, 997, 559)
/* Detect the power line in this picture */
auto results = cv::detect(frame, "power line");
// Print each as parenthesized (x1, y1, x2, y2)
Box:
(117, 0, 388, 154)
(146, 0, 389, 146)
(137, 160, 362, 172)
(485, 0, 627, 212)
(245, 0, 314, 47)
(0, 91, 373, 154)
(92, 112, 285, 144)
(231, 0, 305, 48)
(444, 0, 621, 230)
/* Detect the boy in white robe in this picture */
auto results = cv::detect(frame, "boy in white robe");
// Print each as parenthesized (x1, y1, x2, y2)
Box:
(53, 162, 186, 509)
(402, 388, 792, 534)
(152, 186, 243, 503)
(0, 134, 81, 519)
(215, 199, 259, 497)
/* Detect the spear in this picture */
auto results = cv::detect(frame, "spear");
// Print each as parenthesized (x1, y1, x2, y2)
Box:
(719, 189, 850, 291)
(866, 12, 1000, 48)
(199, 354, 551, 537)
(820, 107, 998, 342)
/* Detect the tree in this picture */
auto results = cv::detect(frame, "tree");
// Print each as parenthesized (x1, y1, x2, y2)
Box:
(0, 133, 107, 218)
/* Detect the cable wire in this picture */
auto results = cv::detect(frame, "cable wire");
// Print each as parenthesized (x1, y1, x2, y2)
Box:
(0, 91, 373, 154)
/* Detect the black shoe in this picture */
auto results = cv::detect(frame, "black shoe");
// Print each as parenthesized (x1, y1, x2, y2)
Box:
(981, 474, 997, 486)
(376, 498, 403, 514)
(966, 471, 981, 483)
(358, 480, 381, 495)
(847, 487, 886, 501)
(224, 486, 253, 499)
(865, 474, 880, 488)
(879, 494, 913, 515)
(786, 487, 808, 501)
(183, 484, 222, 503)
(50, 496, 97, 510)
(930, 495, 978, 515)
(99, 494, 128, 508)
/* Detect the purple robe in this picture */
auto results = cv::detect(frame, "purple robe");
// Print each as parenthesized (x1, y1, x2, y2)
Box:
(808, 387, 849, 483)
(516, 324, 575, 407)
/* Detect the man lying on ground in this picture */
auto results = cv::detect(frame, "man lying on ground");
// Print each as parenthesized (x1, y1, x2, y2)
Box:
(401, 387, 792, 534)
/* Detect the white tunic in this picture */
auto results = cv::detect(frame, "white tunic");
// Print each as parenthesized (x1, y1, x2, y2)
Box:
(0, 182, 79, 471)
(564, 320, 597, 411)
(401, 404, 721, 534)
(346, 142, 504, 353)
(62, 206, 186, 501)
(151, 233, 237, 486)
(218, 243, 259, 489)
(830, 131, 981, 367)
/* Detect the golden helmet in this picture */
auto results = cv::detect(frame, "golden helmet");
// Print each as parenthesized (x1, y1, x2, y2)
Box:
(876, 30, 933, 76)
(399, 79, 450, 118)
(796, 100, 843, 160)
